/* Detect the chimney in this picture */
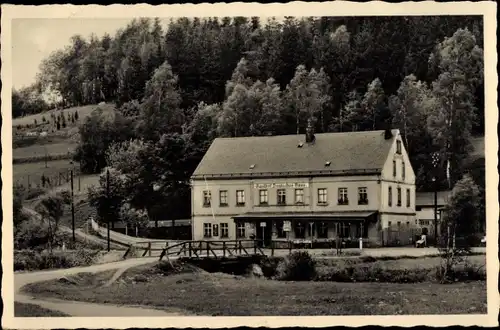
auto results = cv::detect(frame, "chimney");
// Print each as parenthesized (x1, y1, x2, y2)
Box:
(305, 118, 315, 143)
(384, 122, 393, 140)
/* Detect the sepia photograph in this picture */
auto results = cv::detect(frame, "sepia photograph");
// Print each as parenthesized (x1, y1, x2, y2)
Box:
(1, 2, 498, 329)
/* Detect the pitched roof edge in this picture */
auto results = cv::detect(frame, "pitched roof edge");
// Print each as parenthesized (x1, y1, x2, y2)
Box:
(191, 168, 383, 180)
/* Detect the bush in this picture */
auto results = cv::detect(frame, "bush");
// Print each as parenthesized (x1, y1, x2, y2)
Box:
(259, 257, 282, 278)
(275, 251, 317, 281)
(316, 263, 431, 283)
(25, 187, 47, 200)
(14, 248, 100, 271)
(434, 262, 486, 283)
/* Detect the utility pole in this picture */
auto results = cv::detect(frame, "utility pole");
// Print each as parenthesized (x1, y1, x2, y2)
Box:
(106, 168, 110, 252)
(70, 169, 75, 243)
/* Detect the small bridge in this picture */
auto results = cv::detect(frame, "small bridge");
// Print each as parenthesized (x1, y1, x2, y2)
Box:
(123, 239, 288, 261)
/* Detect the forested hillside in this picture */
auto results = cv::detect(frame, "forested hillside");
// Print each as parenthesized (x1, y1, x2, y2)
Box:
(14, 16, 484, 223)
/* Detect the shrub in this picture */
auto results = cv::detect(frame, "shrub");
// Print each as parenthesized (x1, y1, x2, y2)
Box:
(25, 187, 47, 200)
(434, 262, 486, 283)
(14, 248, 100, 271)
(316, 263, 431, 283)
(156, 259, 185, 275)
(259, 257, 282, 278)
(275, 251, 317, 281)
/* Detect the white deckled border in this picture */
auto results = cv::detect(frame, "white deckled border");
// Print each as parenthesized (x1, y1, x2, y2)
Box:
(1, 1, 498, 329)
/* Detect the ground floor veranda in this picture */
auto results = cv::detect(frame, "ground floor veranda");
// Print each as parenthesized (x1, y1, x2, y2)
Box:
(232, 212, 379, 248)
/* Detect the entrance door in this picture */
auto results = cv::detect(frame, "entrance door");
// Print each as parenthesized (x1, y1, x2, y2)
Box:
(256, 220, 272, 247)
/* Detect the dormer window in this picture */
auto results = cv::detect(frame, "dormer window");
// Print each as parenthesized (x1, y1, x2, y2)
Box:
(249, 164, 255, 169)
(297, 142, 304, 148)
(325, 161, 331, 167)
(396, 140, 402, 154)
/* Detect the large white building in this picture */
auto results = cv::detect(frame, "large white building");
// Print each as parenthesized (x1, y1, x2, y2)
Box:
(190, 123, 417, 247)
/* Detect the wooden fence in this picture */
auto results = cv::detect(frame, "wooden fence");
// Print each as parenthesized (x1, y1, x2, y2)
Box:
(15, 169, 82, 191)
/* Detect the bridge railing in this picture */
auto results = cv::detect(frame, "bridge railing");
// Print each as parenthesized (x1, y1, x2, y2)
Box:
(122, 239, 305, 260)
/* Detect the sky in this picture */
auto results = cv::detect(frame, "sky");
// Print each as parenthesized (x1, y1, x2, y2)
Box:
(11, 17, 288, 90)
(11, 18, 168, 89)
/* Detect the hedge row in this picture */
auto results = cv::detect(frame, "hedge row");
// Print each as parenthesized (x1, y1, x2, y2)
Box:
(260, 252, 486, 283)
(14, 249, 102, 271)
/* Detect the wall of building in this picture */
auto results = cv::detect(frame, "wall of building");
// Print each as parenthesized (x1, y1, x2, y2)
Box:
(377, 131, 417, 237)
(192, 175, 384, 240)
(416, 206, 442, 238)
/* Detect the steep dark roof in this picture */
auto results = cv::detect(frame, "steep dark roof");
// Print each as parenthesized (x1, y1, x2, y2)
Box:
(192, 129, 399, 179)
(416, 191, 451, 207)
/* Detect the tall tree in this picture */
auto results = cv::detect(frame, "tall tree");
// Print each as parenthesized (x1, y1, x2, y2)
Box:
(427, 28, 483, 187)
(137, 61, 183, 140)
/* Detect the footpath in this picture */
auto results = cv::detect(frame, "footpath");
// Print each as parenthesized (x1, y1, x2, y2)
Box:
(14, 257, 187, 317)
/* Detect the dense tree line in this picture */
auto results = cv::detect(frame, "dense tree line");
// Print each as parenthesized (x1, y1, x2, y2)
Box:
(31, 16, 484, 225)
(12, 85, 50, 118)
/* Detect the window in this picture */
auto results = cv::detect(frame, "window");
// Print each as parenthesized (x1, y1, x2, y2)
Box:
(259, 189, 268, 205)
(397, 187, 402, 206)
(236, 190, 245, 206)
(220, 223, 229, 238)
(236, 223, 246, 238)
(393, 160, 397, 177)
(397, 221, 401, 227)
(213, 224, 219, 237)
(416, 206, 422, 211)
(419, 219, 430, 226)
(358, 187, 368, 205)
(203, 223, 212, 238)
(338, 188, 348, 205)
(295, 189, 304, 204)
(388, 186, 392, 206)
(276, 220, 286, 238)
(277, 189, 286, 205)
(388, 221, 392, 228)
(402, 161, 406, 180)
(318, 188, 327, 204)
(203, 190, 211, 207)
(318, 222, 328, 238)
(406, 188, 411, 207)
(219, 190, 228, 206)
(396, 140, 402, 154)
(406, 221, 410, 226)
(294, 221, 306, 238)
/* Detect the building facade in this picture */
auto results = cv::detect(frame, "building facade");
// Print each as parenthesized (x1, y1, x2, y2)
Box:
(191, 124, 417, 247)
(415, 191, 449, 239)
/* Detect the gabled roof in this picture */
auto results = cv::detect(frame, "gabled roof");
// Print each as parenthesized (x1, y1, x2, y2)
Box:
(191, 129, 399, 179)
(416, 191, 451, 207)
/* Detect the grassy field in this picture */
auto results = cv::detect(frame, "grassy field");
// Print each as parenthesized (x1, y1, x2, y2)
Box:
(22, 256, 487, 316)
(14, 159, 79, 185)
(13, 142, 78, 161)
(14, 302, 70, 317)
(12, 104, 114, 127)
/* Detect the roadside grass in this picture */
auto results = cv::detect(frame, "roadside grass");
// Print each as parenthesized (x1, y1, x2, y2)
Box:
(22, 268, 487, 315)
(14, 302, 70, 317)
(59, 202, 97, 229)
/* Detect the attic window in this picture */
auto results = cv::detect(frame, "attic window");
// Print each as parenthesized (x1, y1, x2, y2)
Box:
(297, 142, 304, 148)
(325, 161, 331, 167)
(249, 164, 256, 169)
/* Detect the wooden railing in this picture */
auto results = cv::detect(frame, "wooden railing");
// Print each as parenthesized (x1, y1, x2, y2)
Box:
(122, 238, 357, 261)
